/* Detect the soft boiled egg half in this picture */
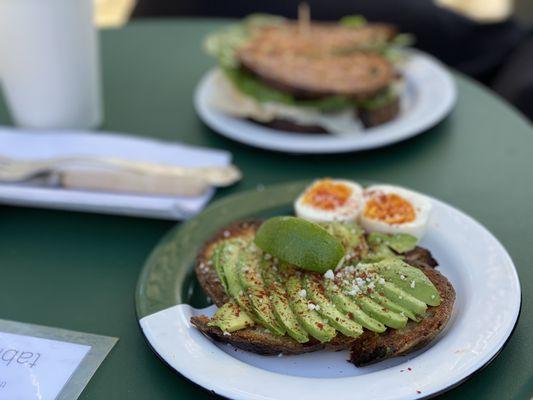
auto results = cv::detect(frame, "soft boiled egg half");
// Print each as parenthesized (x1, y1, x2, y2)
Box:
(360, 184, 431, 239)
(295, 178, 364, 223)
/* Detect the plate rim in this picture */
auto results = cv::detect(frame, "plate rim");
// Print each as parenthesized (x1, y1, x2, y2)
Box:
(135, 180, 521, 400)
(194, 49, 457, 154)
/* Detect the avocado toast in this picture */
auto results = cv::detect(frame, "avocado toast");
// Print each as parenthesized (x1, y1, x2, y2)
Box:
(190, 220, 455, 366)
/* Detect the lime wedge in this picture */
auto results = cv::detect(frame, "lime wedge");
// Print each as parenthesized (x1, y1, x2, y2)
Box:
(254, 216, 345, 273)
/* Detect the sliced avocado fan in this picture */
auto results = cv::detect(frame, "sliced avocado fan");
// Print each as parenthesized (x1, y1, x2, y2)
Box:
(209, 220, 440, 342)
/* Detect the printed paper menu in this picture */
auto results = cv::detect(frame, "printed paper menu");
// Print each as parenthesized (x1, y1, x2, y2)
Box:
(0, 331, 91, 400)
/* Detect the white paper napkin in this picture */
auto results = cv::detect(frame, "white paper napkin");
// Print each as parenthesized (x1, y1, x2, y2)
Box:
(0, 128, 232, 219)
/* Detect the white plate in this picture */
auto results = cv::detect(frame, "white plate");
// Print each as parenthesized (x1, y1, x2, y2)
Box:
(194, 50, 457, 154)
(138, 185, 521, 400)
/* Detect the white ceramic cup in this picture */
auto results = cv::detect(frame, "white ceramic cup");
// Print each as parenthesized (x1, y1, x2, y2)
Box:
(0, 0, 103, 129)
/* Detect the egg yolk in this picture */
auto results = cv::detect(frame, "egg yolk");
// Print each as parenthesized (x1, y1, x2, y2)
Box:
(303, 180, 352, 210)
(364, 193, 416, 224)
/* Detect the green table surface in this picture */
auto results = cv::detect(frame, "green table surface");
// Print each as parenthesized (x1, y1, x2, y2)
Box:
(0, 19, 532, 400)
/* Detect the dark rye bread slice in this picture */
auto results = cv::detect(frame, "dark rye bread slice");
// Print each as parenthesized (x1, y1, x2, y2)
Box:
(358, 95, 400, 128)
(191, 220, 356, 354)
(254, 95, 401, 134)
(191, 221, 455, 361)
(350, 265, 455, 366)
(237, 23, 395, 100)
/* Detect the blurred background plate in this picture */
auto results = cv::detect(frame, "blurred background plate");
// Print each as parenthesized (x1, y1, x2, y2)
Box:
(195, 50, 457, 154)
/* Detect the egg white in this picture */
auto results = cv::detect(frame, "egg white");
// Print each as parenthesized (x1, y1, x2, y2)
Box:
(360, 184, 432, 239)
(294, 179, 364, 223)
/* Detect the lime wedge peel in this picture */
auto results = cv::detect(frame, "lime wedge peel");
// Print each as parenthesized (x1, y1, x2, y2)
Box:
(254, 216, 345, 273)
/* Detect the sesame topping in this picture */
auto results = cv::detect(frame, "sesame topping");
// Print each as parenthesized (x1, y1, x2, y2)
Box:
(410, 280, 416, 288)
(299, 289, 307, 298)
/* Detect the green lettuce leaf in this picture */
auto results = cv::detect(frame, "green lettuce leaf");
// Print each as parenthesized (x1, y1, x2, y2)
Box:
(224, 67, 398, 112)
(204, 14, 284, 68)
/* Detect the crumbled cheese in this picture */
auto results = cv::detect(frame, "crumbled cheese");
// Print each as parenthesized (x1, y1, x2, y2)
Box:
(410, 280, 416, 289)
(324, 269, 335, 280)
(400, 275, 406, 280)
(299, 289, 307, 298)
(347, 286, 361, 296)
(368, 282, 375, 290)
(308, 303, 316, 311)
(379, 278, 386, 285)
(315, 305, 321, 311)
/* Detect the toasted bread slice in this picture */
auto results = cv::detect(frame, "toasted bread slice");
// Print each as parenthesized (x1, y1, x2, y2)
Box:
(358, 95, 400, 128)
(349, 265, 455, 366)
(255, 95, 400, 133)
(237, 23, 395, 100)
(192, 220, 357, 354)
(191, 221, 455, 362)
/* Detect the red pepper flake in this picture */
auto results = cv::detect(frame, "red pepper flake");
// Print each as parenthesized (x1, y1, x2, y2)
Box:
(367, 288, 373, 294)
(316, 322, 324, 330)
(407, 367, 412, 371)
(360, 273, 368, 279)
(416, 390, 421, 394)
(347, 312, 354, 319)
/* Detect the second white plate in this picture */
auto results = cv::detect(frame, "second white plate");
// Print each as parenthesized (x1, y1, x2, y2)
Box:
(194, 50, 457, 154)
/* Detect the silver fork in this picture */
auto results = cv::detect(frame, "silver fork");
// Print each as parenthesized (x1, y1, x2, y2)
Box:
(0, 155, 242, 187)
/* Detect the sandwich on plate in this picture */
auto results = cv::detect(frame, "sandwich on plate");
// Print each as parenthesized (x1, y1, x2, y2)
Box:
(191, 179, 455, 366)
(204, 13, 413, 134)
